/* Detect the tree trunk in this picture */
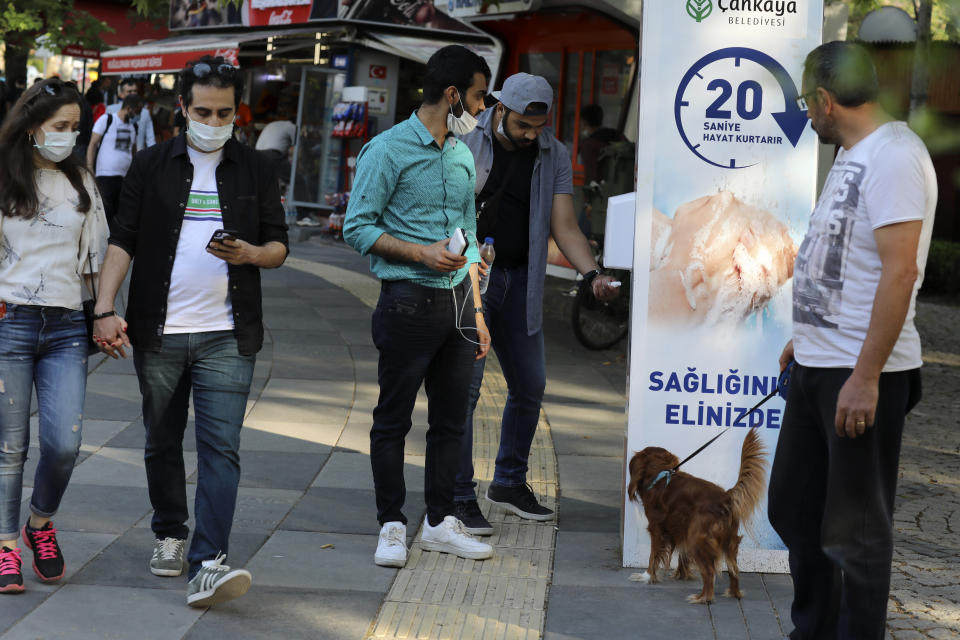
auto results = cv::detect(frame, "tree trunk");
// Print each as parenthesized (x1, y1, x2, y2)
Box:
(3, 39, 30, 87)
(908, 0, 933, 121)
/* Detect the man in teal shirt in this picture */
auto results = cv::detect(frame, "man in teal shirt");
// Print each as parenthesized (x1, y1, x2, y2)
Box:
(343, 45, 494, 569)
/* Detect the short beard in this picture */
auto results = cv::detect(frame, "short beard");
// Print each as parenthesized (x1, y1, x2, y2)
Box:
(500, 111, 533, 148)
(812, 115, 840, 146)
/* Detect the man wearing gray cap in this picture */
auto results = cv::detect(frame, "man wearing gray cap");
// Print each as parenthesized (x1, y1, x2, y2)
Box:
(454, 73, 619, 533)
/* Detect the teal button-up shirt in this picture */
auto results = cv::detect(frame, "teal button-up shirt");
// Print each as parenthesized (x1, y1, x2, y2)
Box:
(343, 112, 480, 288)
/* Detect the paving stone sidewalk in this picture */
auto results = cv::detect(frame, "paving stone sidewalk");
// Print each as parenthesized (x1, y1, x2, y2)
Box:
(1, 238, 956, 639)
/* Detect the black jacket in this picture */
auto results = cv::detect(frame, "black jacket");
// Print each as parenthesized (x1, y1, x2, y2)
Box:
(110, 134, 288, 355)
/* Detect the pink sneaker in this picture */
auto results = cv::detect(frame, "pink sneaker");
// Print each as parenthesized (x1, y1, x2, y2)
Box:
(22, 522, 65, 582)
(0, 547, 24, 593)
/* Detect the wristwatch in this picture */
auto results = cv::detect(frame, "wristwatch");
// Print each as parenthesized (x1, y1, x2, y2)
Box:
(92, 310, 116, 320)
(474, 306, 484, 315)
(582, 269, 602, 285)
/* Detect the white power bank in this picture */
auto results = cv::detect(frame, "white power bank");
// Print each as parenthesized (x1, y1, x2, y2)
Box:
(447, 228, 467, 256)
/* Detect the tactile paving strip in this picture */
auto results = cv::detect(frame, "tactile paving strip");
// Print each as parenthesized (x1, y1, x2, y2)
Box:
(366, 356, 559, 639)
(286, 258, 559, 640)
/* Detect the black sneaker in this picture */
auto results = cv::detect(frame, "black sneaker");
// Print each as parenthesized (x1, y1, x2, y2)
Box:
(453, 500, 494, 536)
(0, 547, 24, 594)
(485, 483, 555, 521)
(22, 522, 65, 582)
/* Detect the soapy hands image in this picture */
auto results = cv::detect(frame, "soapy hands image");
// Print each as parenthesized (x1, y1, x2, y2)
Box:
(648, 191, 797, 326)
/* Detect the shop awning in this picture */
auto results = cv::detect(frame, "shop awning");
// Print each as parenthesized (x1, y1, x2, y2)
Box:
(358, 32, 503, 86)
(100, 33, 269, 75)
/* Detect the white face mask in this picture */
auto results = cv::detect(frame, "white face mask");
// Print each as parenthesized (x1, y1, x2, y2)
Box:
(185, 113, 234, 152)
(447, 98, 478, 136)
(33, 129, 78, 163)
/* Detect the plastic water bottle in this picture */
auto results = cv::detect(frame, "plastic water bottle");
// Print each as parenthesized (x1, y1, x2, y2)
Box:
(479, 237, 496, 295)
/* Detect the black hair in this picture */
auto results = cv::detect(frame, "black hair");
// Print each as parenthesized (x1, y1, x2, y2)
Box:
(581, 103, 603, 128)
(422, 45, 491, 105)
(803, 41, 878, 107)
(178, 55, 244, 109)
(85, 86, 104, 106)
(122, 94, 144, 112)
(119, 77, 139, 89)
(0, 78, 92, 219)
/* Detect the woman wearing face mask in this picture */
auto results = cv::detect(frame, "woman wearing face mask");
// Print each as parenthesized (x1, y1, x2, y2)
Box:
(0, 78, 109, 593)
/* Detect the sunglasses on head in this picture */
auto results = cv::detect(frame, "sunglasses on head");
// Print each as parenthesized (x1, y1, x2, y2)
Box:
(188, 62, 238, 78)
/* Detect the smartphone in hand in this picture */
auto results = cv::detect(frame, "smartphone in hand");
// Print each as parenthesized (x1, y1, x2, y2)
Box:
(208, 229, 241, 249)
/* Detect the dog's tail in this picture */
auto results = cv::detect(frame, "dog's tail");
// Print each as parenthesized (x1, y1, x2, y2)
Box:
(726, 429, 767, 524)
(626, 452, 642, 503)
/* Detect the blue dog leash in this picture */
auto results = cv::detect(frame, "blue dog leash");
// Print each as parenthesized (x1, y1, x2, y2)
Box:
(646, 361, 795, 491)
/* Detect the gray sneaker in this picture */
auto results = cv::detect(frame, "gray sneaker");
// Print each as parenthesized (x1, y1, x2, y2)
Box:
(186, 554, 251, 608)
(150, 537, 186, 577)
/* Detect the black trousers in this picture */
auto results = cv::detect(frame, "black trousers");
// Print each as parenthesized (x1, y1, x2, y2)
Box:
(95, 175, 124, 233)
(768, 364, 921, 640)
(370, 278, 476, 527)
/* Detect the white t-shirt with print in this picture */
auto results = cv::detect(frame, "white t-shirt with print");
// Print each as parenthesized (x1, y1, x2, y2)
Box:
(163, 146, 234, 334)
(792, 121, 937, 371)
(92, 113, 137, 177)
(0, 170, 109, 309)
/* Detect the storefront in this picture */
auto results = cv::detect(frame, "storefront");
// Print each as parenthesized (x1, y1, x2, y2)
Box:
(100, 0, 502, 217)
(447, 1, 638, 272)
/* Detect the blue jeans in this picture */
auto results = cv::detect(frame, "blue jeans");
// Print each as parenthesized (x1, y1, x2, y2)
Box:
(133, 331, 255, 579)
(455, 265, 546, 501)
(0, 304, 87, 540)
(370, 278, 476, 527)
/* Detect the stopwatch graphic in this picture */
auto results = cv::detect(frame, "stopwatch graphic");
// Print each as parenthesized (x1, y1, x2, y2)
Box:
(674, 47, 809, 169)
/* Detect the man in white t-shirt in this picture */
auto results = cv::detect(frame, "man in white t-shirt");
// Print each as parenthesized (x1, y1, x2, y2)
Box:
(87, 94, 143, 230)
(105, 77, 156, 151)
(92, 56, 288, 609)
(768, 42, 936, 640)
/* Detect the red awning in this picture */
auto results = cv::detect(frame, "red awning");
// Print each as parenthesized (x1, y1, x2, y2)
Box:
(99, 35, 243, 75)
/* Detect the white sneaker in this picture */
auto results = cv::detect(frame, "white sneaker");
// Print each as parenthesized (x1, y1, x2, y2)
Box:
(420, 515, 493, 560)
(374, 522, 407, 568)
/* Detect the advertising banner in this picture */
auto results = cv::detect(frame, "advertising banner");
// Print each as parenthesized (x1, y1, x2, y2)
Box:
(102, 47, 239, 74)
(169, 0, 473, 34)
(624, 0, 823, 571)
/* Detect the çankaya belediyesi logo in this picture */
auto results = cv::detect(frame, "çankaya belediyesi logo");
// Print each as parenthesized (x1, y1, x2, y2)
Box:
(687, 0, 713, 22)
(687, 0, 799, 23)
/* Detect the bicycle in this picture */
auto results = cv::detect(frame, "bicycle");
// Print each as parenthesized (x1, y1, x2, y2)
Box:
(571, 264, 630, 351)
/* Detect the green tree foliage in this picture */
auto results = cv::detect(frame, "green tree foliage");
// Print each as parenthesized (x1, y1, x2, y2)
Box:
(2, 0, 168, 84)
(840, 0, 960, 42)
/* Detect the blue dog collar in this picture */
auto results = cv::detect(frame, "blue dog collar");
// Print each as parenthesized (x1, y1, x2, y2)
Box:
(646, 469, 673, 491)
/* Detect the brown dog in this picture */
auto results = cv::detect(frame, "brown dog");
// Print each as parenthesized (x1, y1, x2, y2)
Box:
(627, 429, 767, 604)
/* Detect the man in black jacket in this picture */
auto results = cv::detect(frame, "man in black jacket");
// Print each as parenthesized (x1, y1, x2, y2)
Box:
(93, 56, 288, 608)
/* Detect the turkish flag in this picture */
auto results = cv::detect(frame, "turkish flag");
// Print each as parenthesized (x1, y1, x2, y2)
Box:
(369, 65, 387, 79)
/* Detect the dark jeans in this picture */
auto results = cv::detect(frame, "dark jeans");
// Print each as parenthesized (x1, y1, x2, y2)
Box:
(95, 175, 124, 233)
(0, 305, 87, 539)
(133, 331, 255, 579)
(370, 278, 476, 527)
(455, 265, 546, 501)
(768, 364, 921, 640)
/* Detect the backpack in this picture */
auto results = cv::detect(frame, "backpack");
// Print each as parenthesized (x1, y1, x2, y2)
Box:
(583, 139, 636, 238)
(103, 113, 139, 148)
